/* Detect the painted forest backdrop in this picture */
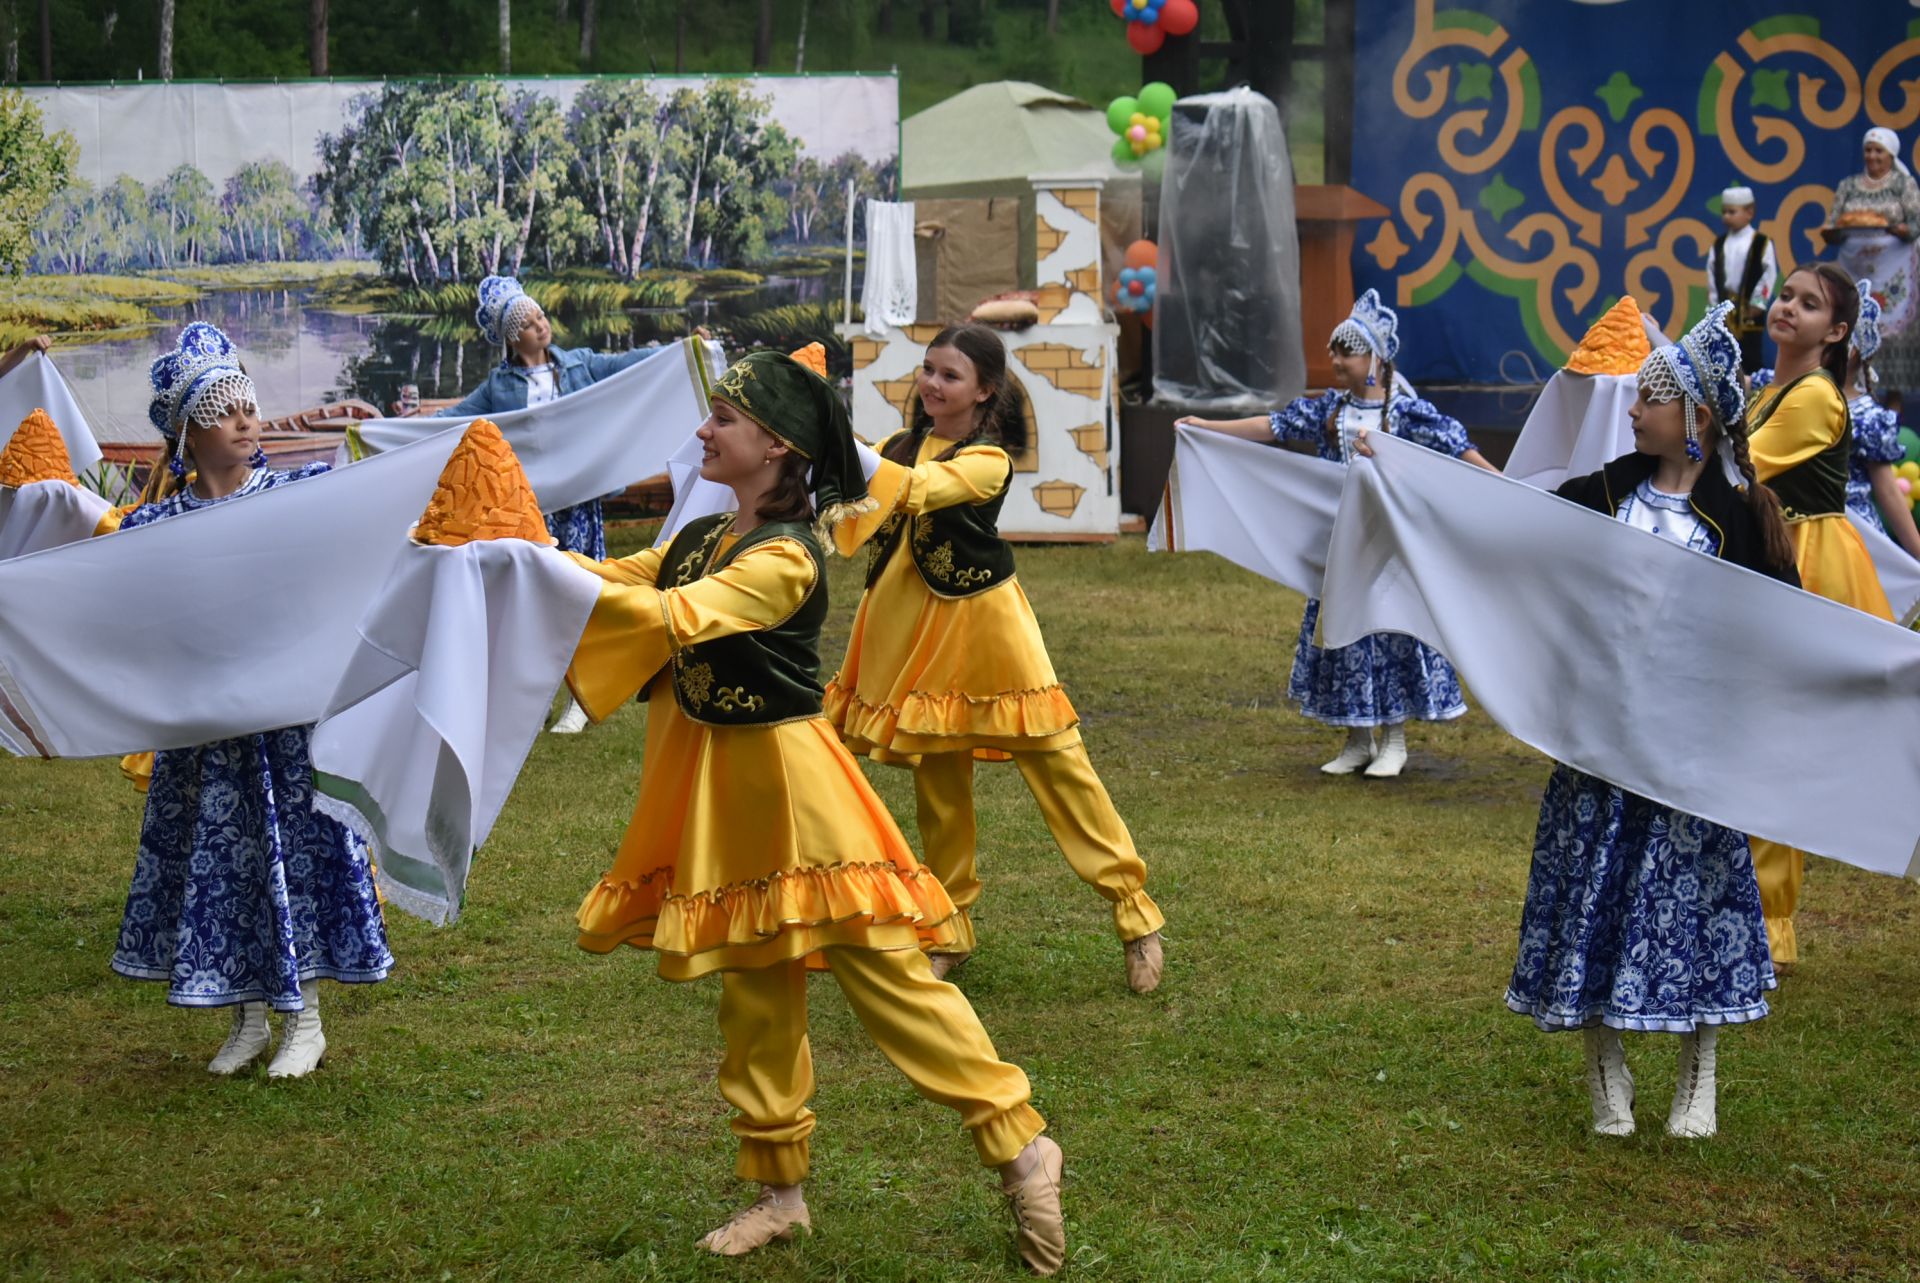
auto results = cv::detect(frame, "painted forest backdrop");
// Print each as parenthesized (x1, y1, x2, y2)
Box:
(5, 75, 897, 440)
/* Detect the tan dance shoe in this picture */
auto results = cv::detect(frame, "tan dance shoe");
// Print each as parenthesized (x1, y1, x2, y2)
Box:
(1125, 930, 1165, 993)
(929, 951, 972, 982)
(1001, 1136, 1065, 1276)
(697, 1189, 811, 1256)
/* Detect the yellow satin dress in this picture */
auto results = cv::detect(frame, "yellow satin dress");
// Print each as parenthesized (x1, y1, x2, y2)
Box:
(564, 529, 1044, 1184)
(1747, 374, 1895, 964)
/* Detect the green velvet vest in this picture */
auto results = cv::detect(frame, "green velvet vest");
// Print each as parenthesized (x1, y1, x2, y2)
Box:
(866, 432, 1017, 599)
(1751, 369, 1851, 520)
(656, 513, 827, 727)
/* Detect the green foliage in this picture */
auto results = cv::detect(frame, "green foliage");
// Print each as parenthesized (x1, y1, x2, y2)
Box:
(0, 90, 76, 275)
(3, 536, 1919, 1280)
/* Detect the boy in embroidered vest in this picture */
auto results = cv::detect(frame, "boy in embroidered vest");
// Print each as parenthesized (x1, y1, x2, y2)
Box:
(563, 349, 1066, 1274)
(1707, 186, 1778, 375)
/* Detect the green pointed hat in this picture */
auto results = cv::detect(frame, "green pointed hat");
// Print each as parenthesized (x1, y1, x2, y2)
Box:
(710, 348, 872, 535)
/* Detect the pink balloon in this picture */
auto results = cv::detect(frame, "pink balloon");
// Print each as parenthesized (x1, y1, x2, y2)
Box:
(1899, 476, 1913, 495)
(1129, 125, 1148, 141)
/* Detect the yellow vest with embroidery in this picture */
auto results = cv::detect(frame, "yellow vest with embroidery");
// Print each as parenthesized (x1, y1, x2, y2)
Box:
(658, 514, 828, 726)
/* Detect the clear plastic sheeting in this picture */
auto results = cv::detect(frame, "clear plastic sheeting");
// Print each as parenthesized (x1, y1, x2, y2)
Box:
(1152, 88, 1303, 412)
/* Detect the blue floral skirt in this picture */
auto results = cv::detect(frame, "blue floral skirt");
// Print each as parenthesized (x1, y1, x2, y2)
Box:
(546, 499, 606, 560)
(1288, 598, 1467, 727)
(1505, 764, 1775, 1033)
(111, 726, 394, 1011)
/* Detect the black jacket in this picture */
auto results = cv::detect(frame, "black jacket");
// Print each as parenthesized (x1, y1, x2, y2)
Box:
(1554, 452, 1802, 588)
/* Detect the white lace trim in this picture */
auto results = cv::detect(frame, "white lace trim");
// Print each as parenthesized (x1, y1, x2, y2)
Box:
(183, 372, 259, 430)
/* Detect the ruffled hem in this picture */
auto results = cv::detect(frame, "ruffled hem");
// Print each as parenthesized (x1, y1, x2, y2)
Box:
(823, 682, 1081, 763)
(576, 859, 960, 981)
(1503, 987, 1774, 1034)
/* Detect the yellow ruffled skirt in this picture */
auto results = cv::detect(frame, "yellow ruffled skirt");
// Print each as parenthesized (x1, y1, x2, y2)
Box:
(824, 551, 1081, 764)
(1789, 514, 1894, 620)
(576, 683, 958, 980)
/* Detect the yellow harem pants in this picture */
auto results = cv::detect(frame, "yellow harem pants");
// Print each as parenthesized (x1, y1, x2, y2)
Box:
(1750, 839, 1803, 966)
(718, 945, 1046, 1185)
(913, 744, 1165, 954)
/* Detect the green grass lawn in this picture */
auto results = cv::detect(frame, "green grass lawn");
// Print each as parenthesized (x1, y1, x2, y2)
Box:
(3, 532, 1917, 1281)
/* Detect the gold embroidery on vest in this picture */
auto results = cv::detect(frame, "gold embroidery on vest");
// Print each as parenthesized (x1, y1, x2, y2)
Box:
(672, 520, 729, 588)
(677, 659, 714, 708)
(953, 565, 993, 588)
(711, 686, 767, 713)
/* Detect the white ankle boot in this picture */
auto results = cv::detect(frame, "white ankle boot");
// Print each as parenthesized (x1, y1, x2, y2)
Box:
(1666, 1026, 1718, 1138)
(549, 697, 589, 734)
(1584, 1025, 1635, 1136)
(1364, 723, 1409, 778)
(268, 981, 326, 1079)
(1321, 727, 1375, 775)
(208, 1002, 272, 1075)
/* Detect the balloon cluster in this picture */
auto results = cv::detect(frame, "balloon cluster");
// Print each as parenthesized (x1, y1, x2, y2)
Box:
(1111, 240, 1159, 319)
(1107, 82, 1176, 168)
(1109, 0, 1198, 54)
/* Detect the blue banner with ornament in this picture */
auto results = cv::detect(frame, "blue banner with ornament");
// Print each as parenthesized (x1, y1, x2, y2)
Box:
(1351, 0, 1920, 383)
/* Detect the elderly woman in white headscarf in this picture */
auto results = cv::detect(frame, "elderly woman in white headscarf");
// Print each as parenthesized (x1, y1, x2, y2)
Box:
(1830, 127, 1920, 338)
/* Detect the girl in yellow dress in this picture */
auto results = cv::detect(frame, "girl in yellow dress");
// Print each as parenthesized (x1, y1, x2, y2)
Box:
(823, 324, 1166, 993)
(1745, 264, 1894, 966)
(563, 347, 1066, 1273)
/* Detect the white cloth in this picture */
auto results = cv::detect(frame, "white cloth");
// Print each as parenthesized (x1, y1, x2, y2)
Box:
(1707, 225, 1778, 315)
(0, 340, 715, 761)
(1504, 371, 1641, 490)
(1853, 514, 1920, 627)
(0, 354, 103, 477)
(1316, 432, 1920, 879)
(352, 338, 723, 505)
(0, 481, 111, 560)
(860, 199, 918, 336)
(310, 539, 601, 926)
(1146, 424, 1345, 598)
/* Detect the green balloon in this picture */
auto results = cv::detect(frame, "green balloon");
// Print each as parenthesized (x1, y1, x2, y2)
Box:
(1138, 81, 1177, 120)
(1112, 137, 1138, 165)
(1107, 96, 1140, 134)
(1902, 426, 1920, 464)
(1139, 149, 1168, 182)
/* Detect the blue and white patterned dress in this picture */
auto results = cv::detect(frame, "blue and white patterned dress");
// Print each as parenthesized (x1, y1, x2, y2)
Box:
(1505, 495, 1775, 1033)
(1269, 391, 1470, 727)
(110, 464, 393, 1010)
(1846, 394, 1904, 533)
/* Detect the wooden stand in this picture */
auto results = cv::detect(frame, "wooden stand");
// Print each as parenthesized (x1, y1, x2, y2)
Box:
(1296, 184, 1390, 387)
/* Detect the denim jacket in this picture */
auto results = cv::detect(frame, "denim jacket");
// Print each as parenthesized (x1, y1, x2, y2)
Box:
(435, 344, 658, 417)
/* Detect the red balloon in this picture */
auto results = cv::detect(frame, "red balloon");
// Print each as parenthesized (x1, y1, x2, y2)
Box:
(1160, 0, 1198, 36)
(1110, 0, 1126, 14)
(1126, 20, 1165, 54)
(1128, 279, 1146, 296)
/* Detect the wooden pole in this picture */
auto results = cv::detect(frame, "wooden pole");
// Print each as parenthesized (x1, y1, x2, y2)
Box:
(842, 179, 857, 325)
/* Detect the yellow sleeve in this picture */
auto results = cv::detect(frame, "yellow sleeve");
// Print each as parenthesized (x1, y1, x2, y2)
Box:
(830, 446, 1011, 555)
(92, 504, 137, 537)
(565, 537, 819, 721)
(563, 544, 665, 587)
(1750, 380, 1847, 482)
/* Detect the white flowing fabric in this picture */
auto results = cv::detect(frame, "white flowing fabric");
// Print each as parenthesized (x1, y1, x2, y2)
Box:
(0, 481, 110, 560)
(349, 337, 723, 502)
(1315, 432, 1920, 879)
(0, 354, 103, 476)
(0, 339, 714, 760)
(1858, 517, 1920, 626)
(860, 199, 918, 336)
(1502, 371, 1639, 490)
(1147, 424, 1344, 598)
(310, 540, 601, 926)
